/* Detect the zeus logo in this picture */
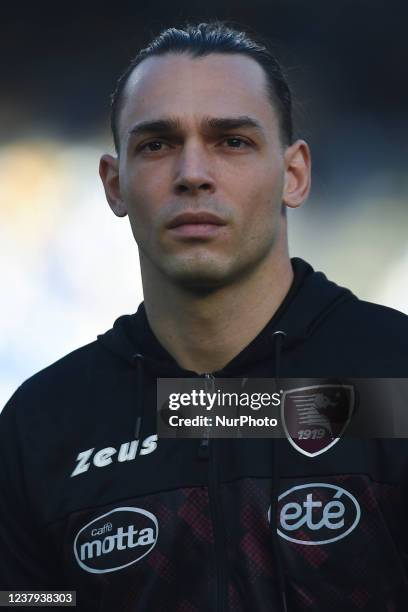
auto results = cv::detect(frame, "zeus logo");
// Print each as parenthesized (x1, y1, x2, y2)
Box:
(268, 483, 361, 545)
(70, 434, 158, 478)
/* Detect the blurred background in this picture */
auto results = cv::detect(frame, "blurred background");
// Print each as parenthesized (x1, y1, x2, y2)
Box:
(1, 1, 407, 407)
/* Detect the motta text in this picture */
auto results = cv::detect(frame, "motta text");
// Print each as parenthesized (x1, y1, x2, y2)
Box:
(79, 525, 155, 561)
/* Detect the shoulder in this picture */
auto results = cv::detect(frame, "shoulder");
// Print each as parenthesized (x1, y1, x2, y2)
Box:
(1, 338, 119, 423)
(314, 297, 408, 375)
(19, 340, 101, 396)
(335, 298, 408, 339)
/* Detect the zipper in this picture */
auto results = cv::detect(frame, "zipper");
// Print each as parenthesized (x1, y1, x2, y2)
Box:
(198, 374, 227, 612)
(198, 373, 213, 459)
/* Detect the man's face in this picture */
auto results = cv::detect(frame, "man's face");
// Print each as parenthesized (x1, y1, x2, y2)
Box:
(109, 53, 294, 290)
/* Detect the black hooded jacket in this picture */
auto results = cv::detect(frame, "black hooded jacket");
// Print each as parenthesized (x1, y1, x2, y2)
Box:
(1, 258, 408, 611)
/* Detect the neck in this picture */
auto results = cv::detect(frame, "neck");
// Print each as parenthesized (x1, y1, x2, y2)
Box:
(141, 239, 293, 374)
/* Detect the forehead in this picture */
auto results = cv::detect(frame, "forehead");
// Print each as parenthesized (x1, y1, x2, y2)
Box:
(119, 53, 279, 137)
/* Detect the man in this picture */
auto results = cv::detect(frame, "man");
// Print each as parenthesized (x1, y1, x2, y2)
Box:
(1, 22, 408, 612)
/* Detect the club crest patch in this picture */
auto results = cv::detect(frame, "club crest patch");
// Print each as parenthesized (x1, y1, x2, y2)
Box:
(281, 384, 355, 457)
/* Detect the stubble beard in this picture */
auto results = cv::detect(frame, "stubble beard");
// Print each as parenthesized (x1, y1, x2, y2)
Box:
(139, 232, 279, 296)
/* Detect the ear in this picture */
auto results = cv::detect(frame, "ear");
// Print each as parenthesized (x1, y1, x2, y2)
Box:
(99, 154, 128, 217)
(282, 140, 311, 209)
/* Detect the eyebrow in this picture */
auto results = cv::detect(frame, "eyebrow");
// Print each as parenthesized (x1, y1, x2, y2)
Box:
(204, 116, 264, 133)
(127, 115, 264, 139)
(128, 118, 182, 138)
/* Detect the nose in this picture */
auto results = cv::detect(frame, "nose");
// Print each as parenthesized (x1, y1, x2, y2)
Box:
(173, 141, 216, 196)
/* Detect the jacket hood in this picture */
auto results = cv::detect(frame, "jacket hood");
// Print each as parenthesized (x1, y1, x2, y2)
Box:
(97, 257, 355, 376)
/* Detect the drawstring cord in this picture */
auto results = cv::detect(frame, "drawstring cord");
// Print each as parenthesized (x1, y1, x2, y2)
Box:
(132, 352, 144, 439)
(271, 330, 288, 612)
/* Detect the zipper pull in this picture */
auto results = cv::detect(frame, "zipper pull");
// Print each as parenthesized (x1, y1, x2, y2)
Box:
(197, 373, 215, 459)
(198, 436, 210, 459)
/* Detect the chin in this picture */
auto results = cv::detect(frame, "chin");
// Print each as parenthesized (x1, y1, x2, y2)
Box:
(164, 258, 234, 291)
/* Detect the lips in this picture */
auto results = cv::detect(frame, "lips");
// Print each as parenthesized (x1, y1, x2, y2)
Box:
(166, 212, 226, 229)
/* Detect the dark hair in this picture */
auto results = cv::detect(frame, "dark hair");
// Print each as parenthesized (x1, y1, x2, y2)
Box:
(110, 22, 293, 153)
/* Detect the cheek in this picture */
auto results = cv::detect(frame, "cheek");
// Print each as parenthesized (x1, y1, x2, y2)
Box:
(235, 155, 282, 191)
(262, 167, 284, 213)
(234, 169, 284, 241)
(239, 169, 283, 217)
(121, 167, 164, 224)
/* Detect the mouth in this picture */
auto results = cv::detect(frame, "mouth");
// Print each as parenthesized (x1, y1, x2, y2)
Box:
(166, 212, 227, 229)
(166, 211, 227, 238)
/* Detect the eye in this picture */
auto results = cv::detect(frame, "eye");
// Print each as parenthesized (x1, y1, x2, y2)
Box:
(141, 141, 166, 152)
(136, 140, 174, 155)
(222, 137, 250, 149)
